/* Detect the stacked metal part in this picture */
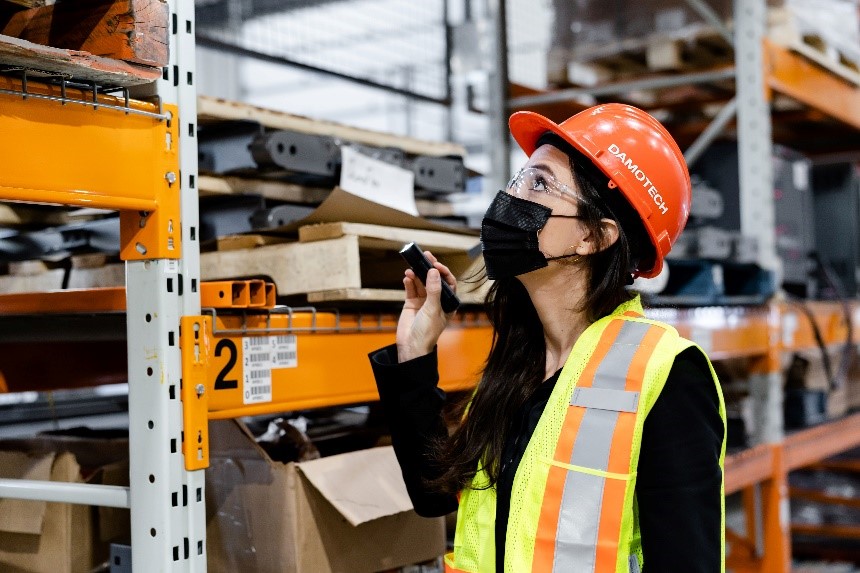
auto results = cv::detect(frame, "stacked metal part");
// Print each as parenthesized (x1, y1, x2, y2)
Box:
(197, 120, 467, 197)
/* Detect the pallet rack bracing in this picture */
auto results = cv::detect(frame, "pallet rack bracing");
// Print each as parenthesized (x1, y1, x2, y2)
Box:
(0, 0, 206, 570)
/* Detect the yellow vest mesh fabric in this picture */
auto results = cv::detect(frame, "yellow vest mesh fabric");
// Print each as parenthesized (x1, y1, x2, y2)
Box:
(504, 313, 620, 573)
(450, 297, 727, 573)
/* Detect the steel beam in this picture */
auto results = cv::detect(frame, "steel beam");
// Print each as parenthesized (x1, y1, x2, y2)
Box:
(684, 97, 738, 167)
(196, 34, 451, 106)
(684, 0, 733, 44)
(0, 479, 130, 508)
(734, 0, 777, 274)
(486, 0, 511, 194)
(508, 68, 736, 109)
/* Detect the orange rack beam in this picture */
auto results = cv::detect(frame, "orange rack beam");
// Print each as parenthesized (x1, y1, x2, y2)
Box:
(765, 39, 860, 131)
(201, 311, 492, 418)
(0, 282, 278, 314)
(0, 77, 180, 260)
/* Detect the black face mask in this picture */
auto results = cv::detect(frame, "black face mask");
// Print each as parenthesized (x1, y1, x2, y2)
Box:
(480, 191, 581, 280)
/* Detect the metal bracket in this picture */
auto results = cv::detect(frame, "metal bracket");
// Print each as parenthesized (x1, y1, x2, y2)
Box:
(119, 103, 182, 261)
(179, 315, 211, 471)
(683, 0, 733, 44)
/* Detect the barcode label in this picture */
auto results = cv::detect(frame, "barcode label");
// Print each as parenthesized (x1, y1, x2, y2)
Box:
(239, 334, 297, 403)
(242, 336, 274, 404)
(243, 365, 271, 404)
(272, 335, 298, 368)
(248, 352, 270, 363)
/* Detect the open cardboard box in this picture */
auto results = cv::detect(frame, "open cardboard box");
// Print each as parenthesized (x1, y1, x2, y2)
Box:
(0, 430, 130, 573)
(0, 450, 93, 573)
(207, 420, 445, 573)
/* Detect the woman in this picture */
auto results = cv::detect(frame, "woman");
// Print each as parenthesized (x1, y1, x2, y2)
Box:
(370, 104, 726, 572)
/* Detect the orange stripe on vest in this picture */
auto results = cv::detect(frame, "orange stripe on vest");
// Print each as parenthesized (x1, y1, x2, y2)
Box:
(531, 319, 627, 572)
(593, 326, 665, 571)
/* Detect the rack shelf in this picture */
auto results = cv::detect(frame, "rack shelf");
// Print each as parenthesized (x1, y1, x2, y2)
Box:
(0, 290, 854, 404)
(509, 42, 860, 155)
(0, 0, 205, 568)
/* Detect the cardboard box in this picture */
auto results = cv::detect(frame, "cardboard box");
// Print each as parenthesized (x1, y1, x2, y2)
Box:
(206, 420, 446, 573)
(0, 451, 93, 573)
(0, 430, 131, 572)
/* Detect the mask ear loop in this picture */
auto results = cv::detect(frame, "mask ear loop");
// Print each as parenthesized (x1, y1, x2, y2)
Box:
(544, 242, 583, 263)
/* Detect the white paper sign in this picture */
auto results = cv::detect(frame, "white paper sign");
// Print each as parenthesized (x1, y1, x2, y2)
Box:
(339, 146, 418, 216)
(242, 336, 273, 404)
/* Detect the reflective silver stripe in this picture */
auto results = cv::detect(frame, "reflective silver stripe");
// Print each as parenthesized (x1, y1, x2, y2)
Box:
(629, 554, 641, 573)
(571, 387, 640, 413)
(553, 320, 653, 572)
(591, 321, 652, 391)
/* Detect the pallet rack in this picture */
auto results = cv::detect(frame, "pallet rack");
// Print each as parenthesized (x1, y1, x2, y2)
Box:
(0, 0, 205, 570)
(0, 1, 858, 572)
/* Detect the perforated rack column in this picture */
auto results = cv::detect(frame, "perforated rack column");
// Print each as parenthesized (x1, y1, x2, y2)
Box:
(125, 0, 206, 569)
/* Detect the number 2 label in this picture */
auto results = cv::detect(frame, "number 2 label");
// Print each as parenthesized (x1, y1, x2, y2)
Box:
(213, 339, 239, 390)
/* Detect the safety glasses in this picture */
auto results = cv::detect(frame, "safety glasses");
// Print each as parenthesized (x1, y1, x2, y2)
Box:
(505, 167, 587, 216)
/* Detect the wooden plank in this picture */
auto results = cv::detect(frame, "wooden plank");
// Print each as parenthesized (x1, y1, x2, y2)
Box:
(0, 203, 70, 226)
(68, 263, 123, 288)
(197, 96, 466, 158)
(307, 287, 486, 305)
(200, 236, 362, 297)
(298, 222, 479, 252)
(307, 288, 405, 303)
(197, 174, 330, 204)
(0, 33, 160, 86)
(1, 0, 168, 67)
(214, 234, 289, 252)
(415, 198, 456, 218)
(0, 268, 64, 293)
(7, 260, 50, 275)
(200, 230, 481, 299)
(71, 253, 113, 269)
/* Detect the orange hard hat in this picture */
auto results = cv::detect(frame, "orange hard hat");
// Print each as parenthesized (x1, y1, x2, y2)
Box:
(509, 104, 691, 278)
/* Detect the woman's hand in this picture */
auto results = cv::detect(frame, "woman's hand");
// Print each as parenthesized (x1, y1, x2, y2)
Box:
(396, 251, 458, 363)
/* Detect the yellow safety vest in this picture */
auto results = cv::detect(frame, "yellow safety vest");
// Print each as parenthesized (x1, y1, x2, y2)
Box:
(444, 296, 727, 573)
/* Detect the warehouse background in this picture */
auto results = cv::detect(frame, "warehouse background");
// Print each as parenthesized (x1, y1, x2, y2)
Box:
(0, 0, 859, 571)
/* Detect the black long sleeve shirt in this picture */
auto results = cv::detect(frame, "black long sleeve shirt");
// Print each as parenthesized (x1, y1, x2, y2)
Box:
(370, 344, 724, 572)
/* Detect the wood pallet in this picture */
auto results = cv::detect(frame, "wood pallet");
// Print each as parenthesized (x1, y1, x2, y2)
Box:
(200, 222, 487, 305)
(570, 24, 733, 81)
(565, 8, 860, 86)
(0, 253, 123, 292)
(0, 223, 490, 306)
(0, 0, 167, 87)
(767, 7, 860, 86)
(197, 96, 466, 160)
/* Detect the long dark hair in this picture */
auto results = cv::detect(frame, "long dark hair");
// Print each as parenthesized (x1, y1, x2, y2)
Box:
(430, 135, 655, 494)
